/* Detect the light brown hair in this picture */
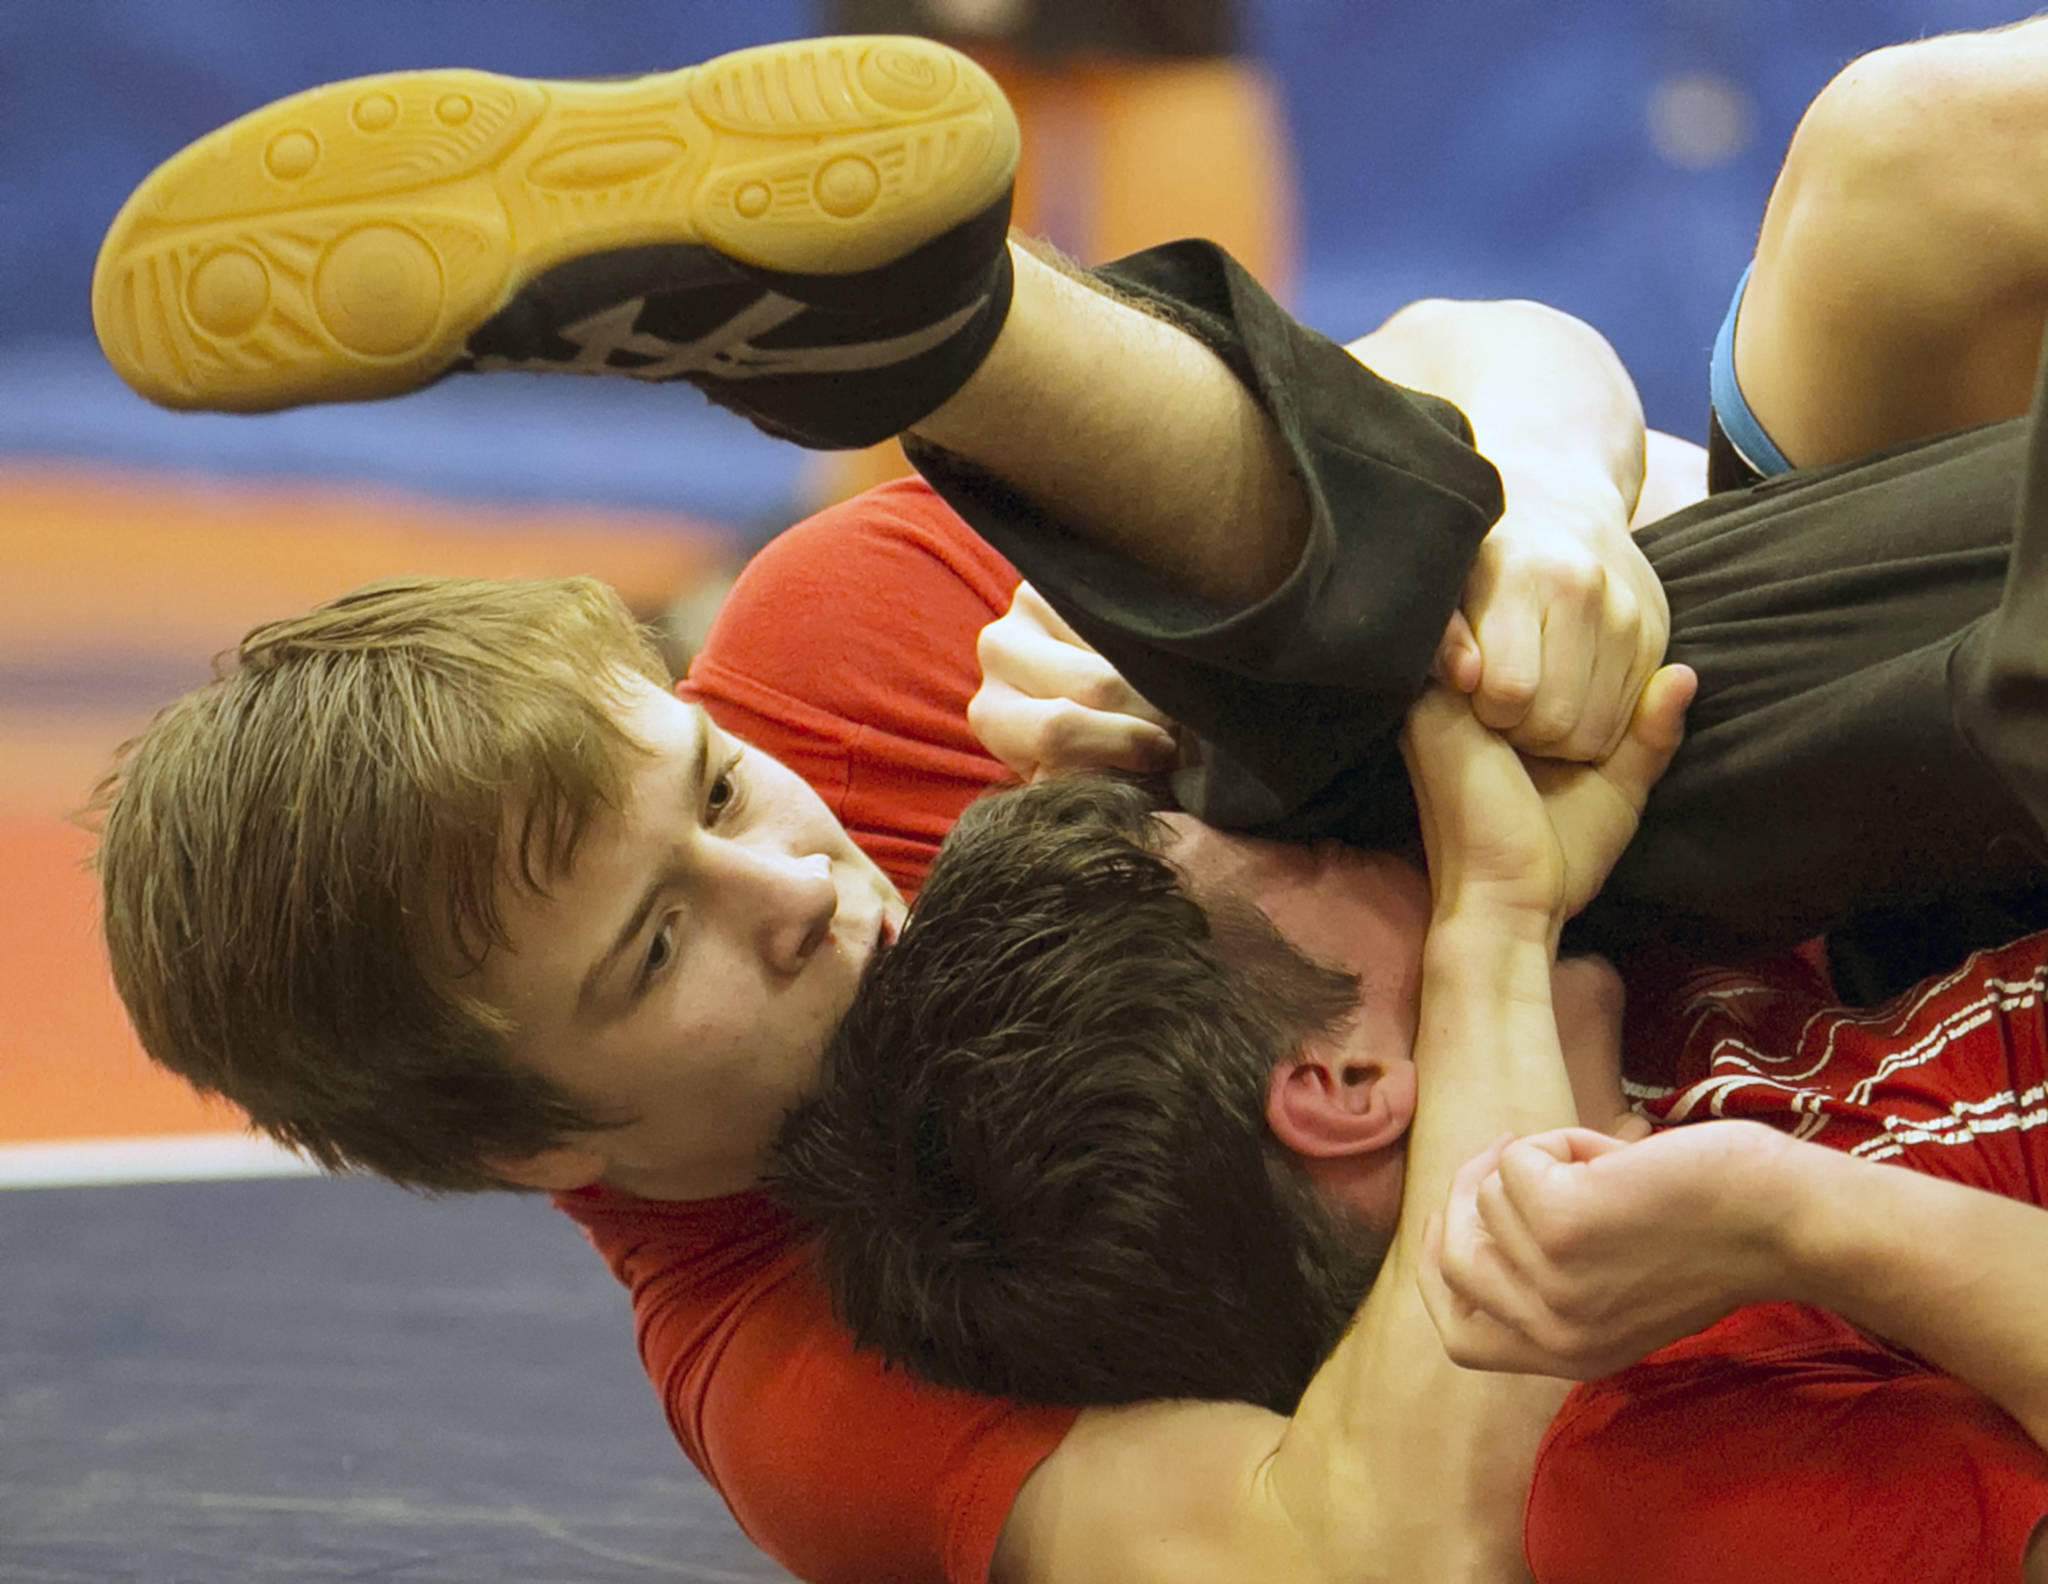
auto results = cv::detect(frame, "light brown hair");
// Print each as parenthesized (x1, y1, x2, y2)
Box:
(93, 575, 669, 1191)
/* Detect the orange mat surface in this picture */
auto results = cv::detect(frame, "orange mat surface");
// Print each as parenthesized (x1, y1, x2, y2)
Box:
(0, 462, 736, 1148)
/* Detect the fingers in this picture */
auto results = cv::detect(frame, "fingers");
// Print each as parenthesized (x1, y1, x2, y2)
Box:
(1466, 585, 1548, 736)
(1401, 686, 1503, 839)
(1496, 1125, 1625, 1181)
(1398, 684, 1481, 797)
(1418, 1210, 1537, 1372)
(1402, 682, 1580, 916)
(1458, 520, 1671, 762)
(1574, 609, 1655, 763)
(1012, 582, 1082, 643)
(970, 583, 1181, 779)
(977, 608, 1175, 732)
(1424, 1136, 1578, 1375)
(1420, 1141, 1548, 1372)
(1423, 1128, 1646, 1376)
(1633, 662, 1698, 753)
(1474, 571, 1648, 761)
(1513, 662, 1691, 920)
(968, 686, 1180, 779)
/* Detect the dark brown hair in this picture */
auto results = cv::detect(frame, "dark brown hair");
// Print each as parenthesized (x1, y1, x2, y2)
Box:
(772, 775, 1387, 1414)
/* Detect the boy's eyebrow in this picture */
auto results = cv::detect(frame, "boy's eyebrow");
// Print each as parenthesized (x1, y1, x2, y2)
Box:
(577, 705, 709, 1016)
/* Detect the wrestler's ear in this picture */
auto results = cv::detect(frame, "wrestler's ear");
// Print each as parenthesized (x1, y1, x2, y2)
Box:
(1264, 1044, 1416, 1160)
(488, 1144, 609, 1193)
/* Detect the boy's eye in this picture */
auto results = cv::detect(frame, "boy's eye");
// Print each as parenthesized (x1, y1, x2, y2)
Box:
(643, 921, 675, 980)
(704, 749, 743, 821)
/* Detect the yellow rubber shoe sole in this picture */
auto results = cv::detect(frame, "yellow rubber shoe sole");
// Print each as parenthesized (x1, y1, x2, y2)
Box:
(91, 36, 1019, 412)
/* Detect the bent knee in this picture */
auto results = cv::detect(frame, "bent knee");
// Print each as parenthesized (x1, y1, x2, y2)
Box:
(1779, 33, 2044, 257)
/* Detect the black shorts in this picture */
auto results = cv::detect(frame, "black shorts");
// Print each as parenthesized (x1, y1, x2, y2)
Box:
(913, 241, 2048, 995)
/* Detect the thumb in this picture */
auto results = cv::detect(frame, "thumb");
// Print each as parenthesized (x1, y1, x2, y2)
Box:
(1399, 683, 1477, 791)
(1598, 664, 1696, 813)
(1434, 610, 1482, 693)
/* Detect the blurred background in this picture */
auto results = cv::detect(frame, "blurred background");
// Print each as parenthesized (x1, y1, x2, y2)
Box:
(0, 1, 2031, 1576)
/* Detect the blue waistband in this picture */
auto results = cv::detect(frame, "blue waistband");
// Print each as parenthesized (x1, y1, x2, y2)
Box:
(1710, 260, 1794, 478)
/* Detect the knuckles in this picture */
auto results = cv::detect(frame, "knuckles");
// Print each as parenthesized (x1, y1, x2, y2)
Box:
(973, 618, 1018, 670)
(963, 688, 1010, 746)
(1068, 666, 1133, 715)
(1036, 702, 1095, 759)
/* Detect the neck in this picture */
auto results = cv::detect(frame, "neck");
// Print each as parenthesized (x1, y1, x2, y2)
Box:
(601, 1157, 760, 1203)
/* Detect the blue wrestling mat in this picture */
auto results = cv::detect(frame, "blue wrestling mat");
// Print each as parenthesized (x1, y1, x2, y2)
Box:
(0, 1175, 796, 1582)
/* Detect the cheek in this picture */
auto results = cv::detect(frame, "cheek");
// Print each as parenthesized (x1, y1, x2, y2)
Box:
(651, 947, 838, 1099)
(1377, 936, 1429, 1030)
(758, 767, 859, 862)
(754, 752, 830, 820)
(1329, 913, 1427, 1037)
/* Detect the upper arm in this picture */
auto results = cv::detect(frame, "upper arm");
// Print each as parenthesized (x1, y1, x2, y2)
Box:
(1631, 429, 1708, 529)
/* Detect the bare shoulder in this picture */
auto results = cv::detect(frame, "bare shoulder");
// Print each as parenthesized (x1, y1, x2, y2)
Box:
(992, 1400, 1315, 1584)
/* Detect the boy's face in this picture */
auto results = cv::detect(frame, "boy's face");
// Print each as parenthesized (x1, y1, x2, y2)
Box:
(1159, 814, 1433, 1232)
(478, 674, 906, 1200)
(1160, 816, 1433, 998)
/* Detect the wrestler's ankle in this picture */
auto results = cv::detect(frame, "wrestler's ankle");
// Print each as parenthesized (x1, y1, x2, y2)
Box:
(908, 241, 1207, 453)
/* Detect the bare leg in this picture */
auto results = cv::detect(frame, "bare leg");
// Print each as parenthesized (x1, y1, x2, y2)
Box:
(1735, 18, 2048, 467)
(909, 244, 1310, 607)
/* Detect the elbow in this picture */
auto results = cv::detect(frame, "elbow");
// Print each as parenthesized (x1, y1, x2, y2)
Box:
(1376, 296, 1572, 336)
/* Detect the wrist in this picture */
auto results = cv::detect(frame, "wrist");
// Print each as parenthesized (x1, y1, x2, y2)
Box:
(1756, 1134, 1878, 1309)
(1407, 916, 1577, 1206)
(1420, 911, 1562, 1033)
(1426, 888, 1564, 961)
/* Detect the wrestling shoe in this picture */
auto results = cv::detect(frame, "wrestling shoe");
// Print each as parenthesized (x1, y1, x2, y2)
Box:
(91, 36, 1018, 448)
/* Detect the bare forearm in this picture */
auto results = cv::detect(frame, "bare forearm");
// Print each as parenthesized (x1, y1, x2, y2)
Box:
(1351, 298, 1646, 524)
(1275, 680, 1688, 1574)
(1406, 910, 1580, 1187)
(1271, 909, 1575, 1580)
(1780, 1143, 2048, 1450)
